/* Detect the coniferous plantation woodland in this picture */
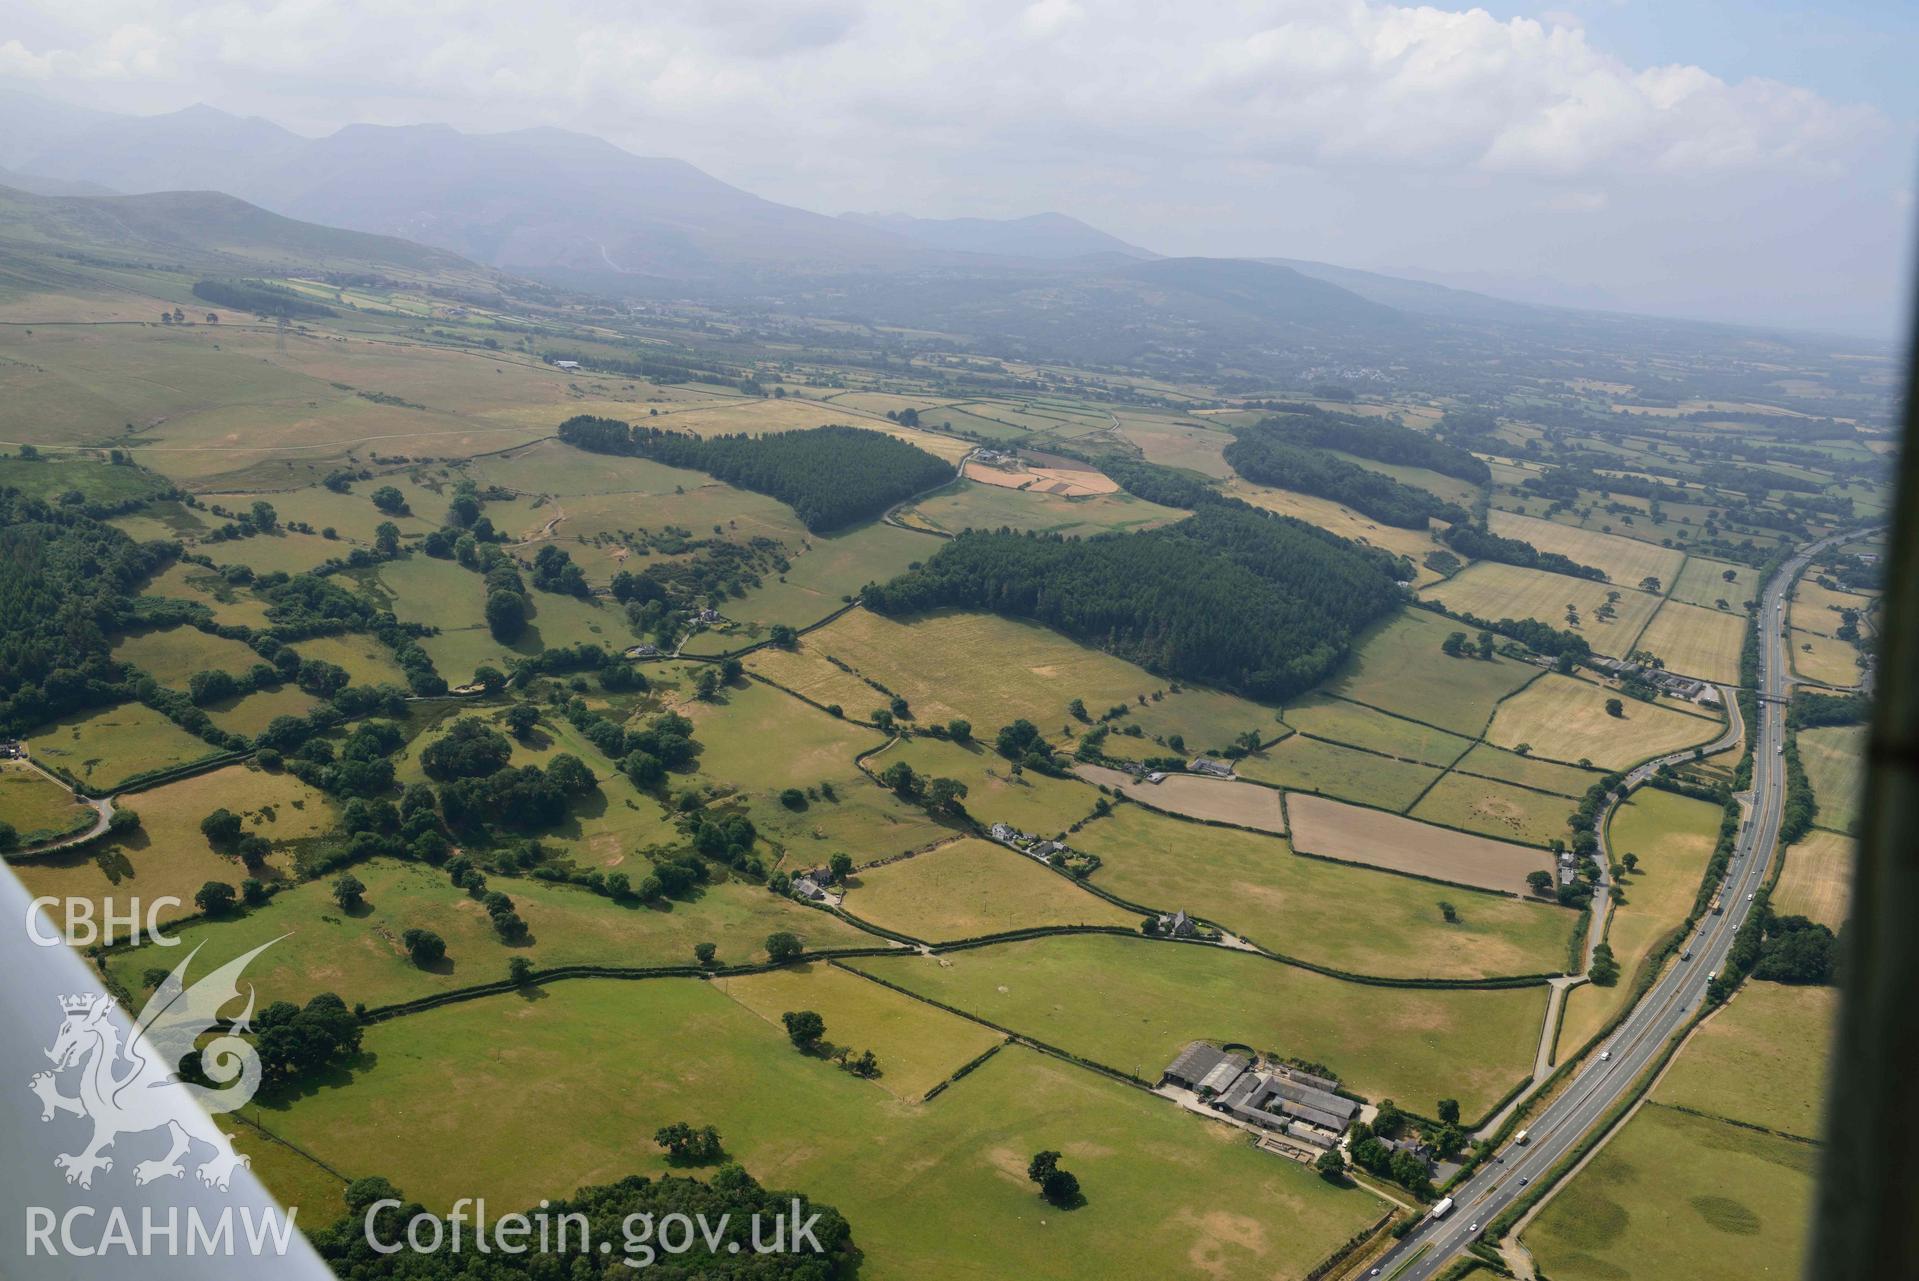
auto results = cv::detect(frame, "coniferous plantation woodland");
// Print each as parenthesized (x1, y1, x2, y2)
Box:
(557, 415, 954, 532)
(1255, 407, 1493, 484)
(1222, 422, 1472, 528)
(865, 505, 1405, 700)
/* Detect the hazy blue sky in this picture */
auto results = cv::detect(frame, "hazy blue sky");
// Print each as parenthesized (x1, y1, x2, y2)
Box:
(2, 0, 1912, 337)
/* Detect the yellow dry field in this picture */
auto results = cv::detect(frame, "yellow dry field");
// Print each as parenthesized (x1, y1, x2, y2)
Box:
(0, 762, 94, 843)
(1286, 794, 1552, 895)
(962, 458, 1116, 497)
(841, 838, 1135, 940)
(1222, 479, 1447, 582)
(742, 646, 885, 716)
(1421, 562, 1662, 654)
(1486, 674, 1721, 769)
(111, 627, 264, 689)
(712, 963, 1004, 1101)
(1790, 580, 1875, 637)
(1074, 764, 1287, 834)
(1113, 414, 1235, 477)
(631, 397, 972, 462)
(1789, 629, 1863, 687)
(1773, 830, 1854, 930)
(1487, 510, 1685, 588)
(1633, 599, 1747, 683)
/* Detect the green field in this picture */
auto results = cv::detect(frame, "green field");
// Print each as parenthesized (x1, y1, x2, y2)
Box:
(842, 838, 1136, 940)
(252, 979, 1379, 1279)
(1486, 509, 1687, 588)
(287, 631, 412, 687)
(798, 608, 1276, 752)
(26, 702, 227, 790)
(0, 762, 94, 843)
(1450, 742, 1599, 796)
(111, 625, 263, 689)
(1798, 724, 1864, 833)
(870, 735, 1101, 835)
(373, 554, 631, 680)
(1073, 804, 1573, 981)
(107, 857, 879, 1009)
(852, 933, 1546, 1117)
(1523, 1104, 1818, 1281)
(1234, 733, 1442, 810)
(1655, 982, 1837, 1139)
(1279, 695, 1474, 766)
(139, 561, 275, 627)
(678, 677, 949, 863)
(1409, 772, 1573, 845)
(0, 454, 170, 505)
(203, 683, 322, 736)
(1324, 610, 1540, 736)
(1671, 556, 1758, 611)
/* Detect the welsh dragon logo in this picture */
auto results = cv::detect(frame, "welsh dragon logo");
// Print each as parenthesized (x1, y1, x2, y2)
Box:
(28, 939, 280, 1191)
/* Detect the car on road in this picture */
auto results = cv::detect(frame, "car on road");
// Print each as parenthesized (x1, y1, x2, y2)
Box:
(1748, 892, 1756, 901)
(1599, 1049, 1612, 1061)
(1520, 1177, 1530, 1186)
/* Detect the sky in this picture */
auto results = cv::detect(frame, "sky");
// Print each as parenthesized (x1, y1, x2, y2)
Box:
(1, 0, 1913, 338)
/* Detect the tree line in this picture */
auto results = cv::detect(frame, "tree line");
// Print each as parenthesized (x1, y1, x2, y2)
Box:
(190, 278, 335, 319)
(1439, 521, 1606, 580)
(864, 504, 1404, 702)
(1222, 425, 1470, 529)
(1257, 409, 1491, 483)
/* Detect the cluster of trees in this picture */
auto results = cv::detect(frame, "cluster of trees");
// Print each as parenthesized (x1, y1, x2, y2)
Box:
(865, 505, 1404, 702)
(0, 490, 175, 734)
(655, 1122, 725, 1164)
(1439, 522, 1606, 581)
(253, 992, 362, 1087)
(1223, 426, 1470, 529)
(557, 416, 953, 533)
(1026, 1151, 1082, 1209)
(1416, 599, 1593, 662)
(1716, 891, 1841, 995)
(190, 278, 334, 319)
(1790, 689, 1871, 729)
(1259, 410, 1491, 484)
(311, 1170, 858, 1277)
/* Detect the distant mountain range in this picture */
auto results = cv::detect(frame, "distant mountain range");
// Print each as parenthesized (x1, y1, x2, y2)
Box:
(838, 211, 1156, 262)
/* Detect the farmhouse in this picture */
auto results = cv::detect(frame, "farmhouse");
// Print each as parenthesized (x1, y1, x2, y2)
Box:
(1188, 756, 1234, 779)
(626, 643, 660, 658)
(0, 740, 23, 759)
(791, 875, 829, 902)
(552, 359, 581, 371)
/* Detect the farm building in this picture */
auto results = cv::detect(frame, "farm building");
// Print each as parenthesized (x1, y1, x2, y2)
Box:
(1161, 1042, 1249, 1095)
(1187, 757, 1234, 779)
(1214, 1066, 1360, 1136)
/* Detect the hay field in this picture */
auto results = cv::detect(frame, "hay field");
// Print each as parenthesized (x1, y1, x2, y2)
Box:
(1325, 451, 1481, 509)
(742, 642, 887, 715)
(1230, 735, 1441, 811)
(1797, 725, 1864, 833)
(1789, 629, 1863, 686)
(287, 632, 410, 686)
(257, 982, 1378, 1281)
(1325, 609, 1539, 736)
(111, 626, 263, 689)
(842, 838, 1135, 939)
(1075, 764, 1289, 833)
(12, 762, 333, 927)
(853, 935, 1547, 1117)
(1634, 599, 1747, 682)
(1279, 695, 1473, 766)
(714, 963, 1003, 1100)
(797, 608, 1274, 751)
(1773, 830, 1854, 934)
(962, 457, 1116, 497)
(1789, 579, 1875, 637)
(203, 684, 322, 736)
(1074, 804, 1571, 980)
(1486, 674, 1721, 769)
(26, 702, 227, 790)
(1225, 479, 1446, 577)
(1522, 1105, 1817, 1281)
(1114, 415, 1235, 476)
(0, 763, 94, 843)
(1287, 794, 1553, 894)
(1671, 556, 1758, 611)
(899, 479, 1184, 538)
(1421, 562, 1663, 654)
(1557, 789, 1722, 1055)
(1487, 509, 1686, 587)
(1409, 773, 1573, 846)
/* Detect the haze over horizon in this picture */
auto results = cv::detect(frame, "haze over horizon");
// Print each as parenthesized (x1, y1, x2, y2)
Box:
(1, 0, 1913, 339)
